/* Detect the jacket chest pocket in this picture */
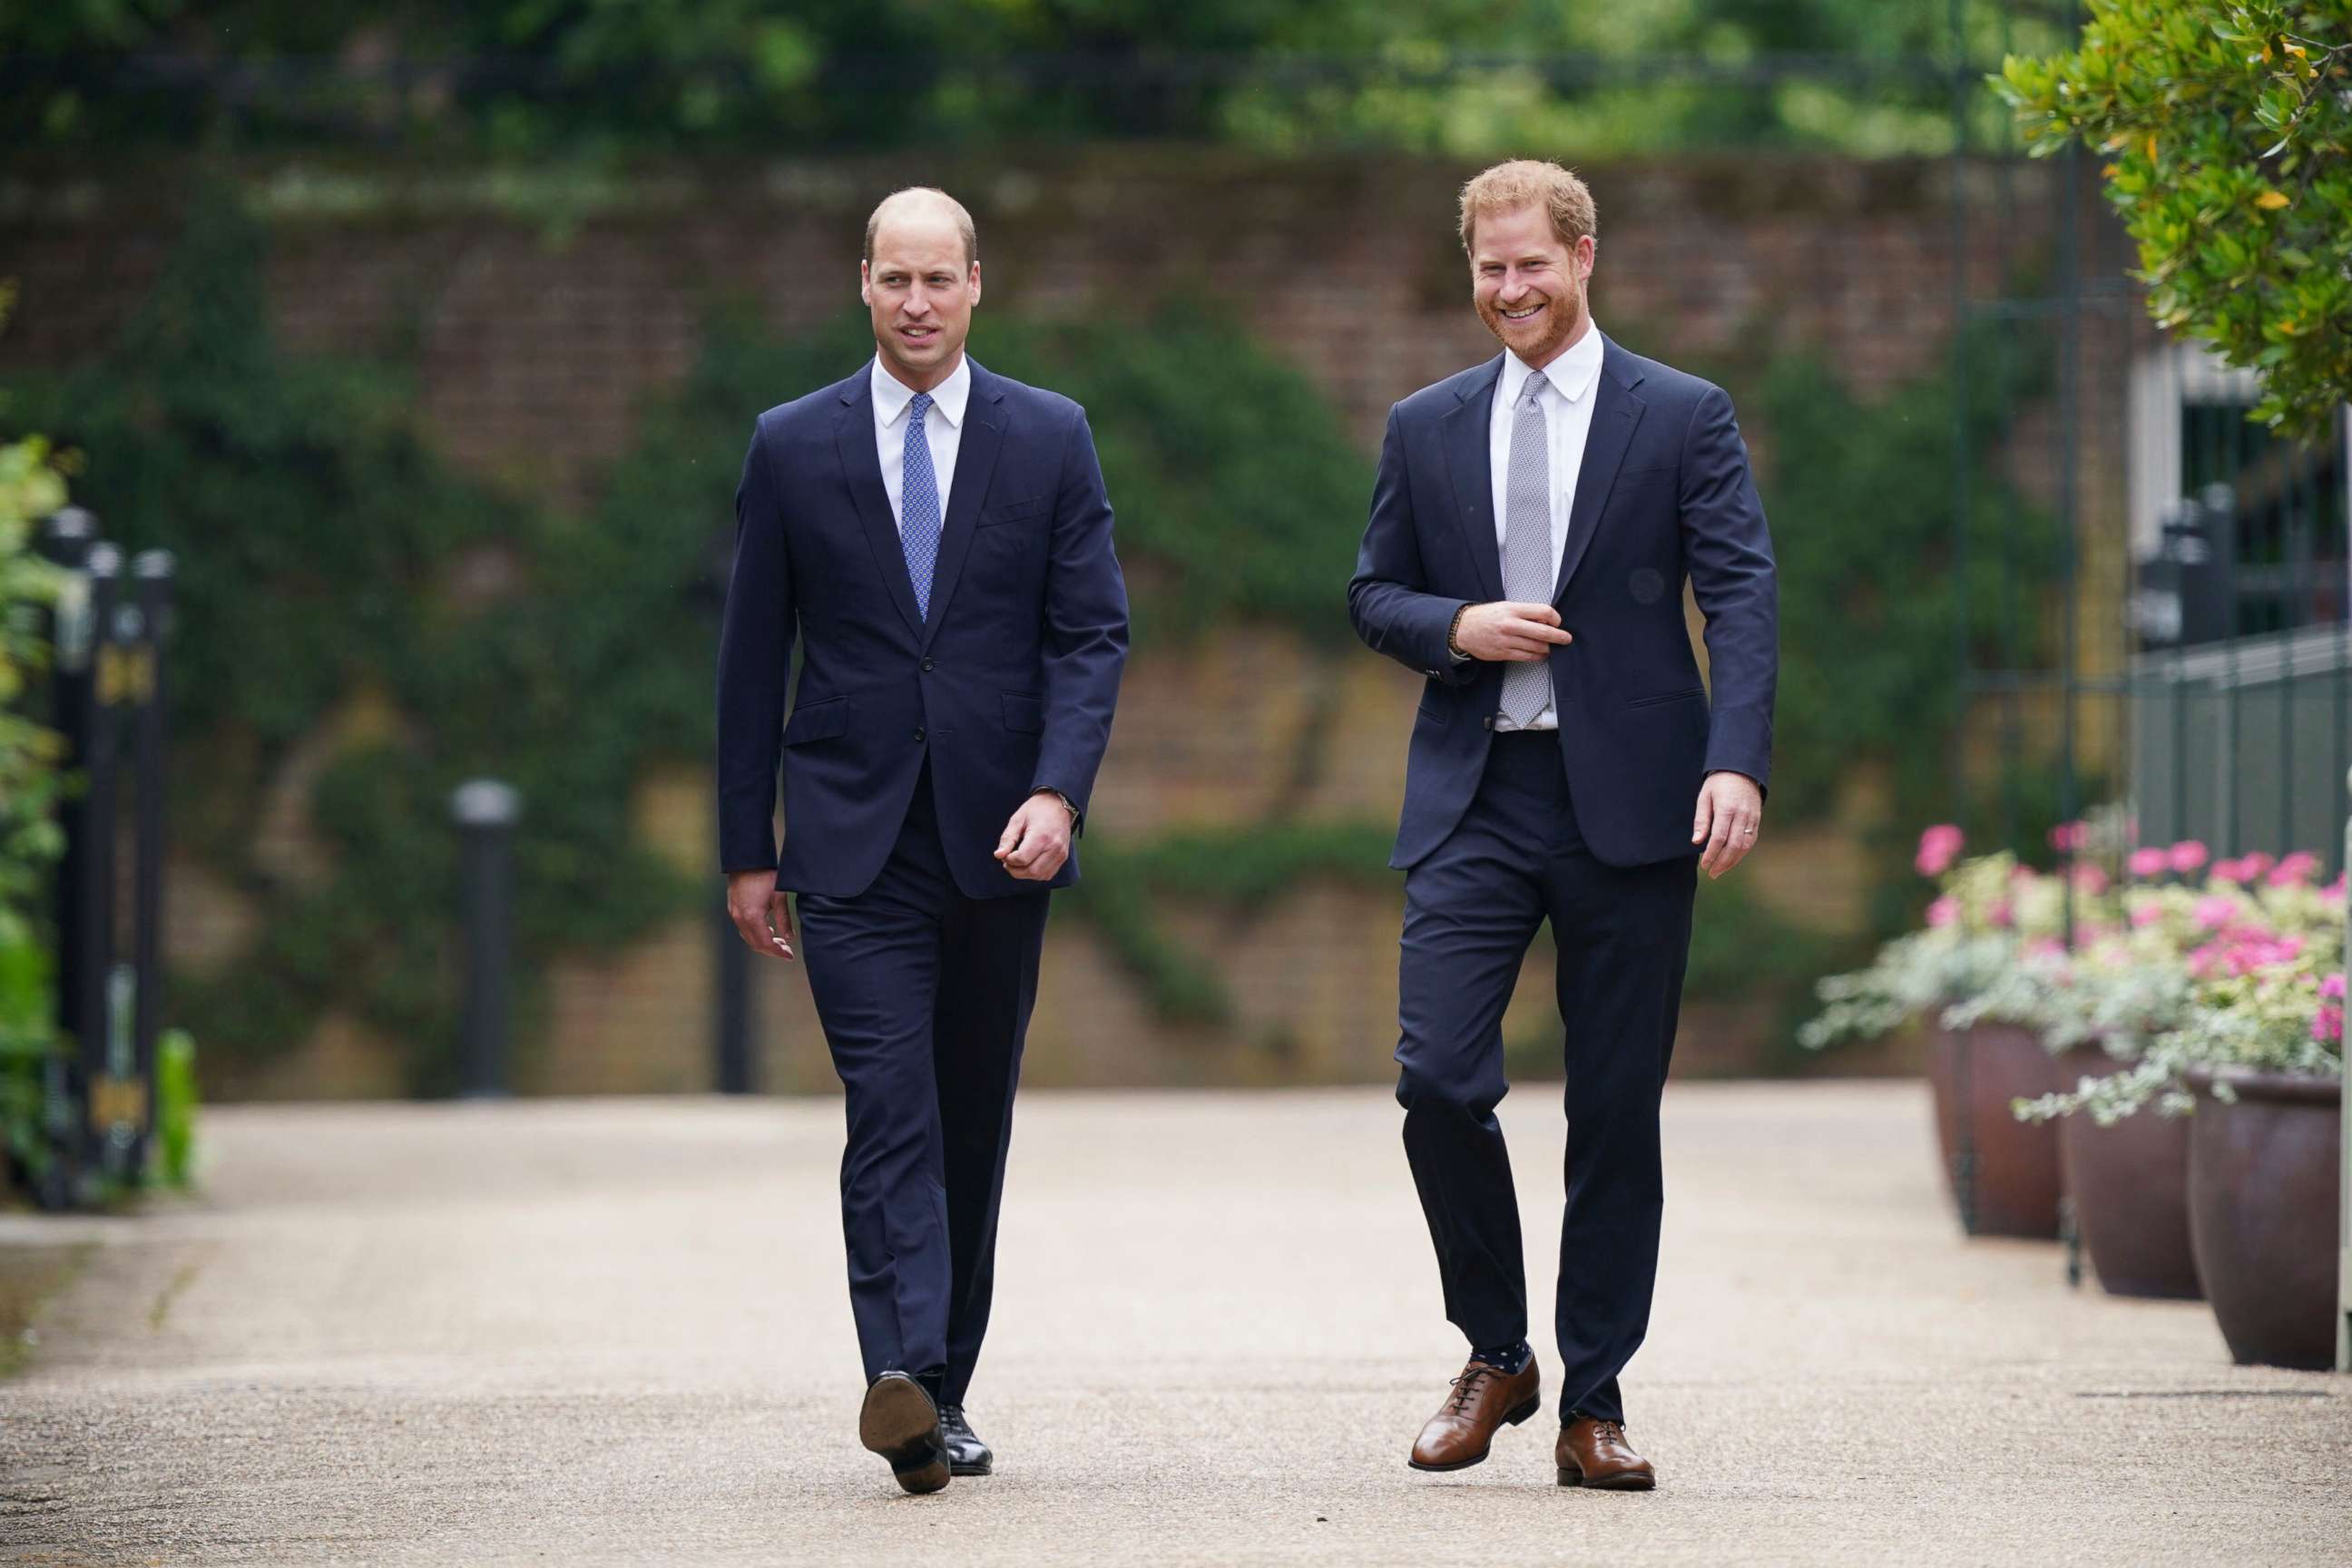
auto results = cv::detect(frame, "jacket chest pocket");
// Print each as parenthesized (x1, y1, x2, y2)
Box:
(977, 495, 1050, 529)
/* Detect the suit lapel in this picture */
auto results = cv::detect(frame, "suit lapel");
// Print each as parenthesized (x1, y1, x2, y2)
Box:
(833, 374, 925, 638)
(1438, 355, 1507, 604)
(1553, 338, 1646, 602)
(917, 360, 1007, 651)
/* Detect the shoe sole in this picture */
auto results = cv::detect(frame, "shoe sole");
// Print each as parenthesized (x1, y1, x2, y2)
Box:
(1556, 1465, 1657, 1491)
(1406, 1393, 1543, 1472)
(949, 1459, 993, 1477)
(859, 1377, 950, 1495)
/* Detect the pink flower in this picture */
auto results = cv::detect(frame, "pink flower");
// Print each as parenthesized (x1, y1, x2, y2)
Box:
(2127, 847, 2169, 878)
(1915, 824, 1965, 878)
(2268, 851, 2319, 887)
(2130, 902, 2164, 928)
(1925, 895, 1959, 928)
(2070, 863, 2109, 895)
(2315, 1005, 2344, 1046)
(2047, 820, 2088, 852)
(2169, 840, 2209, 874)
(2025, 936, 2065, 959)
(2208, 857, 2246, 883)
(2192, 895, 2239, 931)
(2239, 852, 2275, 880)
(2322, 974, 2347, 1003)
(1987, 899, 2014, 929)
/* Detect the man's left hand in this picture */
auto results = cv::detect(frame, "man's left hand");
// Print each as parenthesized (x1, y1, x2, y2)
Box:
(1692, 771, 1764, 880)
(995, 791, 1075, 882)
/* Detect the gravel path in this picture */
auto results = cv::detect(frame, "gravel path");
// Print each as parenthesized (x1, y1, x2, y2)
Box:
(3, 1083, 2345, 1565)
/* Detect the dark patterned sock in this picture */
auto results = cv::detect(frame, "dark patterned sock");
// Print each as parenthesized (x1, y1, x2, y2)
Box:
(1468, 1338, 1532, 1375)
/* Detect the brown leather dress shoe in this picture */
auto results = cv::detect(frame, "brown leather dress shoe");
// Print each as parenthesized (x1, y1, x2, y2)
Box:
(1408, 1357, 1543, 1472)
(1555, 1414, 1656, 1490)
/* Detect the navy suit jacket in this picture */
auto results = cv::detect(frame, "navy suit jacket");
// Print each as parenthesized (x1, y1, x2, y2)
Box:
(718, 357, 1129, 900)
(1348, 336, 1777, 870)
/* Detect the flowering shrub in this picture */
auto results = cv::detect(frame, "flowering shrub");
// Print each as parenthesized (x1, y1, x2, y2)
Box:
(2013, 846, 2344, 1122)
(1802, 826, 2080, 1049)
(1805, 820, 2347, 1125)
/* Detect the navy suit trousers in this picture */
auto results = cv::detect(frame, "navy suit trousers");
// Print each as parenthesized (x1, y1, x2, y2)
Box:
(795, 764, 1050, 1403)
(1395, 732, 1696, 1426)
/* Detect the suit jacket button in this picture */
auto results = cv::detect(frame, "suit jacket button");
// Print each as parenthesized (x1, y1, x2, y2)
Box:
(914, 727, 926, 743)
(921, 658, 936, 672)
(1483, 715, 1495, 730)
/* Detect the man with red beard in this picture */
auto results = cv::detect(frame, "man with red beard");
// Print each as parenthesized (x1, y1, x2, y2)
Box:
(1348, 161, 1777, 1489)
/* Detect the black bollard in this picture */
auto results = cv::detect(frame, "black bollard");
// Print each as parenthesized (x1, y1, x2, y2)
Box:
(451, 780, 520, 1099)
(35, 512, 97, 1209)
(713, 884, 754, 1093)
(127, 552, 174, 1179)
(73, 544, 123, 1197)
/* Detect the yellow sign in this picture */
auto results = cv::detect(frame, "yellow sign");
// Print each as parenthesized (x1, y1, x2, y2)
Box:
(89, 1074, 148, 1131)
(96, 645, 156, 707)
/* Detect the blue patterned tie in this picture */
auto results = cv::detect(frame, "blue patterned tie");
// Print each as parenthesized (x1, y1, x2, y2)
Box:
(901, 391, 942, 620)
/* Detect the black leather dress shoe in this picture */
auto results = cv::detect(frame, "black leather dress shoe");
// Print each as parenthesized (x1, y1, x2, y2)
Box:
(939, 1406, 993, 1476)
(859, 1372, 950, 1494)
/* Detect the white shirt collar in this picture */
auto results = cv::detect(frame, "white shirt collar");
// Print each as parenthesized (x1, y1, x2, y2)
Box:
(1498, 322, 1605, 408)
(871, 352, 972, 430)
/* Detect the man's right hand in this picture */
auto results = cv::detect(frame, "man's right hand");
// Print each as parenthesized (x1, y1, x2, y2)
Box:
(1452, 602, 1574, 663)
(727, 868, 795, 961)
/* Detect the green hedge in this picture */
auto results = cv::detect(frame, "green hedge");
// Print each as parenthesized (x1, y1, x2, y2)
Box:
(3, 189, 2071, 1080)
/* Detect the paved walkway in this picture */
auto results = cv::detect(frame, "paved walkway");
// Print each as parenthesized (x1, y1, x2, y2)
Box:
(2, 1083, 2346, 1566)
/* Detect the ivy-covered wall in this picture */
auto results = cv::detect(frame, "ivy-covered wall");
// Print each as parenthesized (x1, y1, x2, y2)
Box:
(0, 152, 2097, 1095)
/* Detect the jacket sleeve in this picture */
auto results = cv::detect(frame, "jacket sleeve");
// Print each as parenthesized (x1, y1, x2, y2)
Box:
(715, 417, 796, 872)
(1679, 384, 1778, 792)
(1347, 405, 1478, 686)
(1029, 407, 1130, 827)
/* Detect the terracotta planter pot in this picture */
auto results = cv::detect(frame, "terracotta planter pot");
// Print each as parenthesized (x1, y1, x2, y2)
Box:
(2185, 1068, 2342, 1371)
(2053, 1044, 2201, 1299)
(1925, 1023, 2065, 1238)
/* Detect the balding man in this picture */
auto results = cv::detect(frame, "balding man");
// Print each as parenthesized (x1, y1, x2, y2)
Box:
(718, 187, 1129, 1494)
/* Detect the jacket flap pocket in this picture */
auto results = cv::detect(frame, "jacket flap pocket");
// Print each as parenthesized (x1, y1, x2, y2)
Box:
(979, 495, 1051, 527)
(1000, 691, 1044, 734)
(782, 695, 850, 746)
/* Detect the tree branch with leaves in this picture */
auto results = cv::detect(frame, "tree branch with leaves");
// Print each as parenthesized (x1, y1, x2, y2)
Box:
(1998, 2, 2352, 439)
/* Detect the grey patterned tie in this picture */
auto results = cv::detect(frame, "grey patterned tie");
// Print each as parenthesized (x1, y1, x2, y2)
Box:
(1499, 372, 1553, 728)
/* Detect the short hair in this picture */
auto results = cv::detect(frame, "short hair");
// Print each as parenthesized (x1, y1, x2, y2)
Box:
(1457, 161, 1597, 255)
(864, 187, 979, 273)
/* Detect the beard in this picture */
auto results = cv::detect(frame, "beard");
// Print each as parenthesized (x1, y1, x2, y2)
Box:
(1476, 280, 1585, 365)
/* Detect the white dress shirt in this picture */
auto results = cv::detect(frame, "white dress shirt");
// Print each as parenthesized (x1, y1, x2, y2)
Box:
(871, 353, 971, 533)
(1486, 322, 1605, 731)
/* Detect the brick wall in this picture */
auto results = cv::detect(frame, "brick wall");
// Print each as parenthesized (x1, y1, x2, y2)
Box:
(0, 150, 2065, 1098)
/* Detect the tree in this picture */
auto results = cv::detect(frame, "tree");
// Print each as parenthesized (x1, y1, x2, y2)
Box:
(1998, 2, 2352, 439)
(4, 2, 2021, 158)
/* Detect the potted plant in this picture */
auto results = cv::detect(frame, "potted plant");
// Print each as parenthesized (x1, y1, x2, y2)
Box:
(2017, 858, 2344, 1367)
(1805, 828, 2072, 1238)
